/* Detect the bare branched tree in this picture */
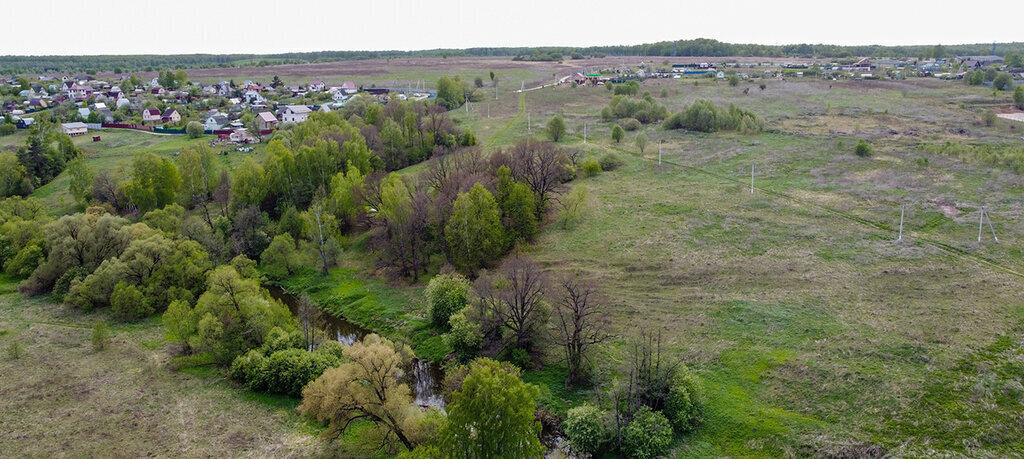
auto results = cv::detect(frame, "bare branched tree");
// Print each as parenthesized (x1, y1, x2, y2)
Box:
(552, 271, 611, 387)
(473, 255, 549, 353)
(508, 139, 571, 215)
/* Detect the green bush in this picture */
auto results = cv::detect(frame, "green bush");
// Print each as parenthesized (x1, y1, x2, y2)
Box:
(993, 72, 1014, 91)
(91, 319, 111, 351)
(426, 273, 470, 329)
(611, 125, 624, 143)
(622, 406, 673, 459)
(663, 367, 705, 433)
(599, 154, 624, 171)
(6, 340, 23, 359)
(562, 403, 608, 454)
(619, 118, 642, 131)
(854, 139, 873, 157)
(0, 123, 15, 136)
(185, 121, 204, 139)
(981, 109, 998, 127)
(111, 281, 153, 321)
(4, 243, 44, 278)
(663, 99, 763, 133)
(52, 267, 90, 302)
(230, 345, 344, 396)
(1015, 86, 1024, 110)
(444, 309, 481, 363)
(581, 159, 602, 177)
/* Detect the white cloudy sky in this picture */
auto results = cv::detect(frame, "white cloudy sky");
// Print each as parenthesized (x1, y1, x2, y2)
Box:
(1, 0, 1019, 55)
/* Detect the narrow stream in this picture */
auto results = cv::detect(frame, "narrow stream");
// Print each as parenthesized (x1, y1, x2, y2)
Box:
(267, 285, 446, 409)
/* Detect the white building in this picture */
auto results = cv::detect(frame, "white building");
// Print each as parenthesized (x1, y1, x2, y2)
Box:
(279, 105, 311, 123)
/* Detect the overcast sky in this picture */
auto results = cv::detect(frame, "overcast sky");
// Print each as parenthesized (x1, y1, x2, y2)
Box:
(1, 0, 1019, 55)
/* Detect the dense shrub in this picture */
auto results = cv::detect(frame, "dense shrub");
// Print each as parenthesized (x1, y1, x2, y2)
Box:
(993, 72, 1014, 91)
(663, 367, 705, 433)
(581, 159, 602, 177)
(611, 125, 624, 143)
(1015, 86, 1024, 110)
(622, 406, 673, 459)
(444, 309, 482, 363)
(230, 343, 344, 396)
(110, 281, 152, 321)
(426, 273, 470, 329)
(186, 121, 204, 138)
(4, 243, 44, 278)
(613, 80, 640, 96)
(982, 109, 998, 127)
(619, 118, 642, 131)
(854, 139, 873, 157)
(563, 403, 608, 454)
(599, 154, 624, 171)
(602, 95, 668, 124)
(663, 99, 763, 133)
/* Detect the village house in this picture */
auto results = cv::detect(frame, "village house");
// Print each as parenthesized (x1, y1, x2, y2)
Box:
(142, 107, 162, 124)
(204, 113, 229, 130)
(61, 122, 88, 136)
(67, 83, 92, 100)
(279, 104, 311, 123)
(309, 79, 325, 92)
(256, 111, 278, 131)
(340, 81, 358, 94)
(161, 108, 181, 124)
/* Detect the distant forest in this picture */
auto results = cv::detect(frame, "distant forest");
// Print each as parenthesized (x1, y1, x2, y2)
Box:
(3, 38, 1023, 74)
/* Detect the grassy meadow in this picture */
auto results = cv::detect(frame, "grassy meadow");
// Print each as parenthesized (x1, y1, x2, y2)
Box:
(457, 76, 1024, 456)
(2, 63, 1024, 456)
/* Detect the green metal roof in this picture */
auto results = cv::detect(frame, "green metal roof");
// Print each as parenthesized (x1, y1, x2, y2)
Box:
(585, 73, 601, 77)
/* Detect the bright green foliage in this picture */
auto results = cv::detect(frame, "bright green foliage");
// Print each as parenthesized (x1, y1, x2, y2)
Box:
(438, 358, 544, 458)
(66, 157, 94, 205)
(426, 273, 470, 329)
(663, 99, 763, 133)
(176, 145, 220, 208)
(981, 109, 998, 127)
(993, 73, 1014, 91)
(445, 309, 482, 363)
(562, 404, 609, 455)
(0, 152, 31, 198)
(5, 243, 44, 278)
(547, 115, 567, 142)
(1006, 52, 1024, 68)
(622, 406, 673, 459)
(728, 74, 740, 86)
(163, 299, 195, 352)
(111, 281, 152, 321)
(602, 95, 669, 124)
(966, 70, 985, 85)
(613, 80, 640, 96)
(495, 166, 538, 244)
(581, 159, 602, 177)
(22, 208, 131, 294)
(558, 185, 588, 229)
(142, 204, 184, 234)
(854, 140, 873, 157)
(260, 233, 306, 280)
(445, 184, 505, 274)
(230, 157, 266, 209)
(122, 152, 182, 212)
(1013, 86, 1024, 110)
(599, 154, 624, 171)
(185, 121, 204, 138)
(634, 130, 649, 153)
(437, 76, 466, 110)
(230, 346, 343, 397)
(91, 319, 111, 351)
(611, 125, 625, 143)
(190, 265, 294, 361)
(664, 366, 705, 433)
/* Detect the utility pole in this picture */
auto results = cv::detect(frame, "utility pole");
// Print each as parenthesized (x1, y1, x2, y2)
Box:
(750, 164, 754, 194)
(583, 123, 587, 143)
(658, 140, 662, 165)
(897, 204, 905, 242)
(978, 206, 985, 242)
(527, 112, 531, 135)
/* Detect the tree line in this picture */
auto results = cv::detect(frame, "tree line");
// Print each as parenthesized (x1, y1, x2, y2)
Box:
(5, 39, 1024, 73)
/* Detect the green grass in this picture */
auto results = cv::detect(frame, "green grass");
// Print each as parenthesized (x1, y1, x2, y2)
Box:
(20, 129, 267, 216)
(508, 77, 1024, 456)
(0, 276, 324, 456)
